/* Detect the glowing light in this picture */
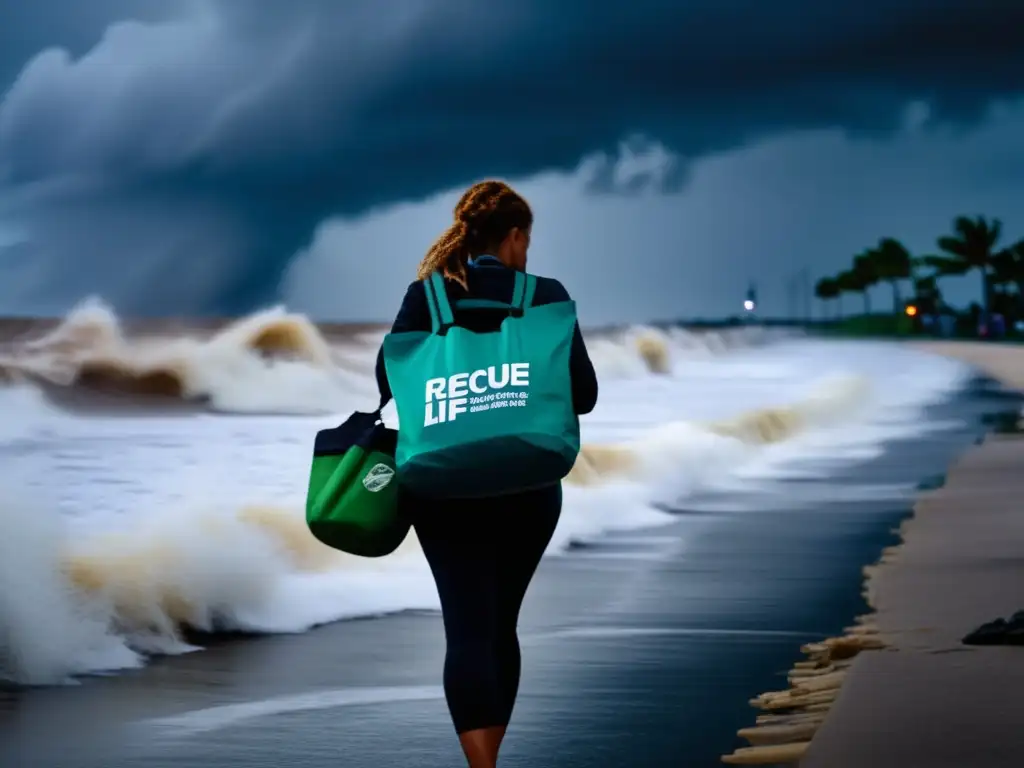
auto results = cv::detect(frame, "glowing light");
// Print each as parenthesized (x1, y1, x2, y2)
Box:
(905, 305, 918, 317)
(743, 300, 755, 311)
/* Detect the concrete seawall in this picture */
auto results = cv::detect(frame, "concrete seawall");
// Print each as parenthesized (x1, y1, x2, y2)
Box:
(722, 342, 1024, 766)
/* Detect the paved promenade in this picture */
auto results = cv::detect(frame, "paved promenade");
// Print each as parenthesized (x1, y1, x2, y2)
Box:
(801, 433, 1024, 767)
(723, 341, 1024, 766)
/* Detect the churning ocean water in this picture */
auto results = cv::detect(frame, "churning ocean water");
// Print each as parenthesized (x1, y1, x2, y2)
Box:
(0, 299, 974, 688)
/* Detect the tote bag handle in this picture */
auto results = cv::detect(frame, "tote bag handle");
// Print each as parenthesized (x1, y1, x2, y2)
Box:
(423, 271, 536, 335)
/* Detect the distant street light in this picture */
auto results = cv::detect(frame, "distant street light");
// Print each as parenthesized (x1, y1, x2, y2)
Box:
(743, 299, 755, 312)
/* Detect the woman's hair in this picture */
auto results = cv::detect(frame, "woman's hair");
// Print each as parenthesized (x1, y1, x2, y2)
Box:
(417, 180, 533, 288)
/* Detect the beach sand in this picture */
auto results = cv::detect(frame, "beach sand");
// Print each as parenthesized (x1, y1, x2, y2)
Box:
(912, 341, 1024, 392)
(723, 341, 1024, 766)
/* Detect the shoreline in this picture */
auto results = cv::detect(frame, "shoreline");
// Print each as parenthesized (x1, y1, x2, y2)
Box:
(721, 341, 1024, 766)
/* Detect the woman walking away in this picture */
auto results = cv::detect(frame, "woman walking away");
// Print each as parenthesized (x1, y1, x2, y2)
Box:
(375, 180, 598, 767)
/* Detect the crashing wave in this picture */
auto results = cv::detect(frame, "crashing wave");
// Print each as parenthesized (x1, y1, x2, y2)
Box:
(568, 374, 870, 485)
(0, 298, 774, 412)
(0, 367, 875, 686)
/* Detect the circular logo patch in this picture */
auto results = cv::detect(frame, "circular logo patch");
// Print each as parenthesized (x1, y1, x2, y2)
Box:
(362, 462, 395, 492)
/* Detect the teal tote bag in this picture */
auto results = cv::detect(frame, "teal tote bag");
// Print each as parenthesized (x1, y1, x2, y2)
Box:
(382, 271, 580, 498)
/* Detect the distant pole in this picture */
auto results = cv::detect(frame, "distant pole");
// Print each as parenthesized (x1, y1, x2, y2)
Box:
(802, 267, 812, 322)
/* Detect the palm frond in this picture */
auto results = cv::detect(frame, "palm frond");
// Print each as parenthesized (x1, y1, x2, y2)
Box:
(918, 254, 970, 275)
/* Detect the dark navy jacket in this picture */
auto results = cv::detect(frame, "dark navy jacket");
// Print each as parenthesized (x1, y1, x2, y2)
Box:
(375, 259, 598, 415)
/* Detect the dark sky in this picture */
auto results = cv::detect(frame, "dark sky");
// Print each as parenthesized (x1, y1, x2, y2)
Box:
(1, 1, 1023, 322)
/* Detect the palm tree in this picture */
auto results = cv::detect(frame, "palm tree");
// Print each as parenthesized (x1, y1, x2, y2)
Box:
(837, 265, 873, 315)
(850, 251, 879, 314)
(911, 274, 942, 315)
(913, 253, 962, 300)
(814, 277, 841, 318)
(991, 238, 1024, 316)
(871, 238, 913, 312)
(935, 215, 1003, 312)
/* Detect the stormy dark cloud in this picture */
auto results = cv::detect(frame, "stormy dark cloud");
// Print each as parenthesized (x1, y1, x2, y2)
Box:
(0, 1, 185, 91)
(1, 0, 1023, 316)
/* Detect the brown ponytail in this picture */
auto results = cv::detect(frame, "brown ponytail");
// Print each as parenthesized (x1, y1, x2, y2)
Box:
(417, 180, 533, 289)
(417, 219, 472, 288)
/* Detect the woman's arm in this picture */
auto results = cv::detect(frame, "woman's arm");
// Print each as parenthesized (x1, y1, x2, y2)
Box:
(375, 281, 430, 405)
(567, 321, 599, 415)
(542, 279, 599, 415)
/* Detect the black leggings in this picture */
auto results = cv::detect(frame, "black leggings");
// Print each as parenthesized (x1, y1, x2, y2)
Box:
(412, 484, 562, 734)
